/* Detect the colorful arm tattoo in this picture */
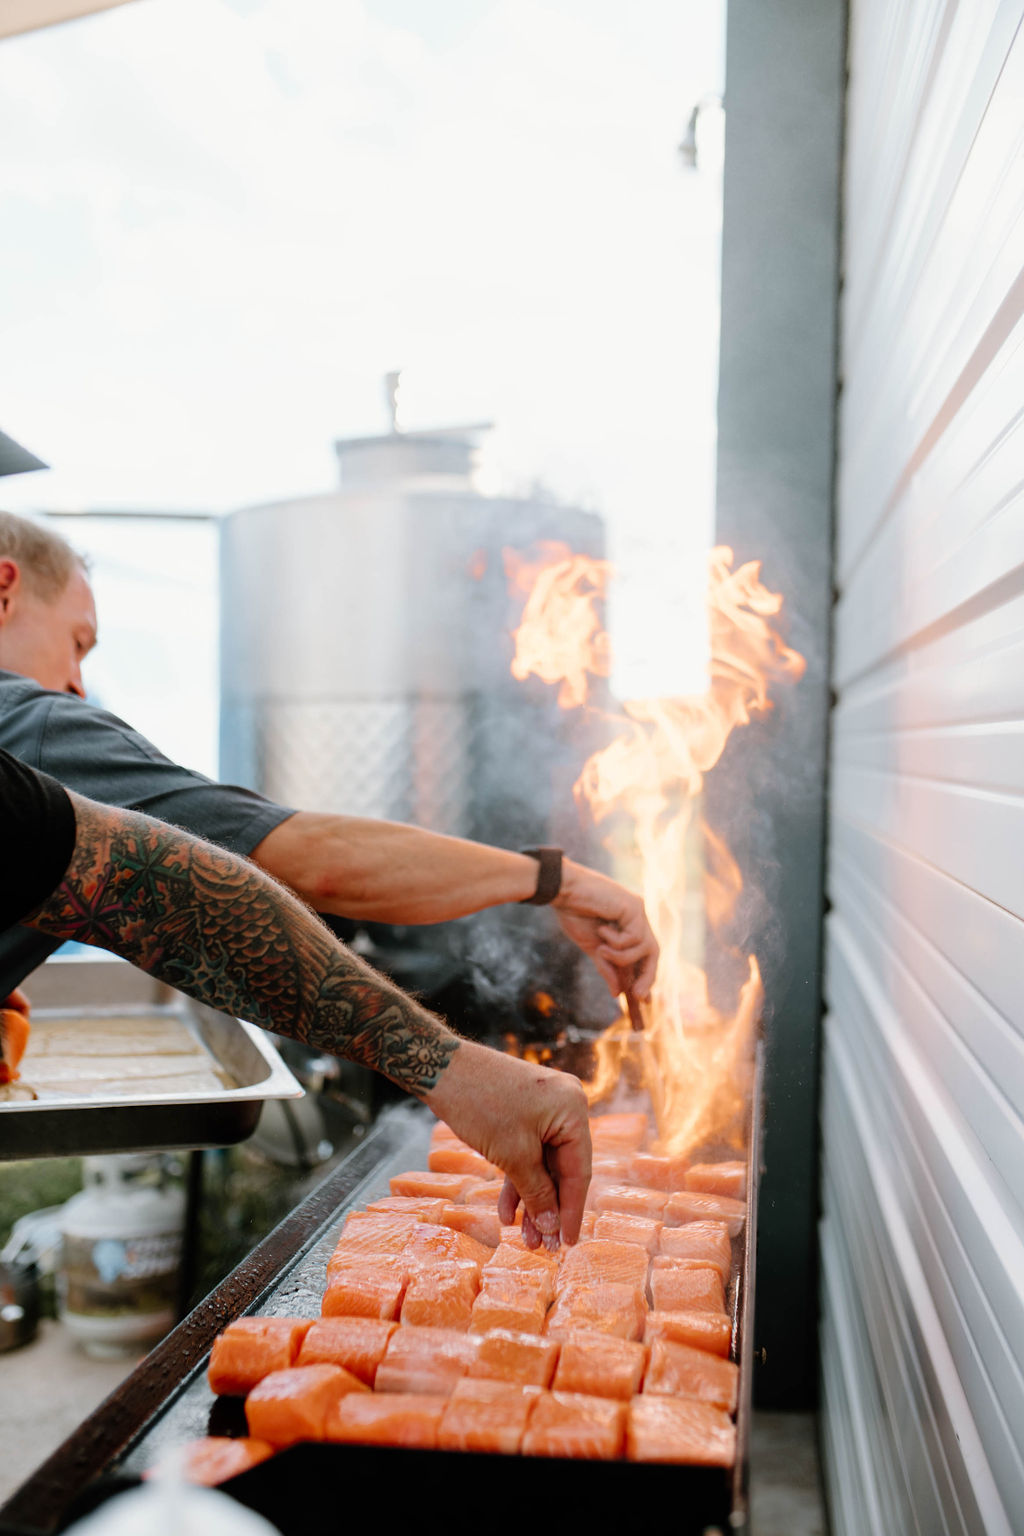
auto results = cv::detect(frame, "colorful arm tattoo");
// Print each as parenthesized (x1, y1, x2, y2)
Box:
(26, 794, 458, 1096)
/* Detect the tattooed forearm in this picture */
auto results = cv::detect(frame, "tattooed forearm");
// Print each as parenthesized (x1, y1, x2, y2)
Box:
(26, 793, 459, 1096)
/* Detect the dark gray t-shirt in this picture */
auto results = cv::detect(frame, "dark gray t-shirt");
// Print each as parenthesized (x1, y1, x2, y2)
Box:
(0, 671, 295, 994)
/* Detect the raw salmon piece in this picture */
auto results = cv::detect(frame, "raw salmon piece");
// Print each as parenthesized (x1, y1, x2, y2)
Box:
(522, 1391, 627, 1459)
(657, 1220, 732, 1281)
(590, 1156, 633, 1182)
(546, 1282, 648, 1342)
(321, 1265, 406, 1321)
(576, 1213, 597, 1241)
(333, 1210, 421, 1255)
(207, 1318, 314, 1397)
(463, 1179, 507, 1209)
(593, 1211, 662, 1255)
(325, 1392, 448, 1448)
(644, 1310, 732, 1359)
(389, 1171, 482, 1203)
(145, 1437, 275, 1487)
(627, 1396, 735, 1465)
(429, 1119, 461, 1146)
(664, 1190, 745, 1236)
(557, 1239, 649, 1292)
(375, 1325, 480, 1394)
(649, 1258, 725, 1314)
(643, 1338, 739, 1412)
(592, 1183, 668, 1221)
(0, 1009, 30, 1084)
(365, 1196, 447, 1223)
(468, 1327, 560, 1387)
(401, 1261, 480, 1331)
(629, 1152, 690, 1191)
(440, 1203, 502, 1248)
(684, 1161, 746, 1200)
(245, 1364, 368, 1447)
(296, 1318, 397, 1386)
(470, 1269, 549, 1334)
(588, 1113, 649, 1154)
(551, 1331, 646, 1400)
(429, 1145, 503, 1179)
(483, 1241, 557, 1292)
(439, 1378, 535, 1453)
(403, 1222, 491, 1269)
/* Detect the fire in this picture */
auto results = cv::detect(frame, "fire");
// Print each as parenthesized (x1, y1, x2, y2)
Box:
(508, 545, 804, 1156)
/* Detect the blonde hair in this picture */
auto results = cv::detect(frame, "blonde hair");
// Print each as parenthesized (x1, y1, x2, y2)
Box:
(0, 511, 87, 601)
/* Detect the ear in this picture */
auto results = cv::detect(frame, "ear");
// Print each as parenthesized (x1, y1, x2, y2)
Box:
(0, 559, 21, 624)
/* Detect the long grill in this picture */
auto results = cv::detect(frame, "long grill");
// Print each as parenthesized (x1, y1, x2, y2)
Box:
(0, 1041, 762, 1536)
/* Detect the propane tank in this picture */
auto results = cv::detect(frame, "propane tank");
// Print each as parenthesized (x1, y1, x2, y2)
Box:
(58, 1155, 185, 1359)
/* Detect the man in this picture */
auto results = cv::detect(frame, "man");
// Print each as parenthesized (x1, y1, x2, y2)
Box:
(2, 745, 589, 1249)
(0, 510, 658, 1005)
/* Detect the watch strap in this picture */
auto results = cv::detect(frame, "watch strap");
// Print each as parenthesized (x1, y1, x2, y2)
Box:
(519, 846, 563, 905)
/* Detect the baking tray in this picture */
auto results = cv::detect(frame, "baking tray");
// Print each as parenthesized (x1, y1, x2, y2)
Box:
(0, 999, 303, 1161)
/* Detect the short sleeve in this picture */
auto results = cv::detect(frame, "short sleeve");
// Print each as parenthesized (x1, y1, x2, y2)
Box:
(0, 748, 77, 929)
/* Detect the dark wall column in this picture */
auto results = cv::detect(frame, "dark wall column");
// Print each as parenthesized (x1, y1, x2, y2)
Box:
(711, 0, 846, 1409)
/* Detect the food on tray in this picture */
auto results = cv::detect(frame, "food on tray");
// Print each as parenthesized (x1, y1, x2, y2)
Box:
(9, 1013, 234, 1100)
(146, 1436, 275, 1486)
(195, 1115, 748, 1473)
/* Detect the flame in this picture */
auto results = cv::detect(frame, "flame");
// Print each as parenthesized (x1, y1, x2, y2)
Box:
(508, 544, 804, 1156)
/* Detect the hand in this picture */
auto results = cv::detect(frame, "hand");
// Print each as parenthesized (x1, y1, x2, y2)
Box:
(552, 860, 659, 999)
(423, 1040, 592, 1250)
(1, 988, 30, 1017)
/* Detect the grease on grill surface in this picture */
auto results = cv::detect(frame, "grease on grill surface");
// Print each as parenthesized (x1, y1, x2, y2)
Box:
(193, 1113, 743, 1470)
(11, 1014, 235, 1100)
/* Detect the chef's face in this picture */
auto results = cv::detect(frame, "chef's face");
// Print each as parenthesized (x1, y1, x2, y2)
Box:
(0, 561, 97, 698)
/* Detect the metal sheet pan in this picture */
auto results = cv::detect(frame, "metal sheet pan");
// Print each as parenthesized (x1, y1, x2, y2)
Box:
(0, 999, 303, 1161)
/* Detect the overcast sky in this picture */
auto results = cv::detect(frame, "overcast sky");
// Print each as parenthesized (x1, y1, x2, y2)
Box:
(0, 0, 725, 697)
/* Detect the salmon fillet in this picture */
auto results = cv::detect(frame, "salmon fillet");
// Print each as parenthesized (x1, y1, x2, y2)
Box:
(365, 1196, 448, 1223)
(470, 1270, 549, 1334)
(657, 1220, 732, 1281)
(627, 1396, 736, 1465)
(439, 1378, 535, 1453)
(428, 1145, 503, 1179)
(333, 1210, 421, 1255)
(207, 1318, 314, 1397)
(649, 1258, 725, 1314)
(557, 1239, 649, 1293)
(245, 1363, 368, 1446)
(375, 1325, 481, 1394)
(468, 1327, 560, 1387)
(588, 1113, 649, 1154)
(321, 1266, 406, 1321)
(403, 1222, 492, 1269)
(401, 1262, 480, 1331)
(591, 1183, 668, 1221)
(522, 1391, 627, 1459)
(389, 1171, 483, 1203)
(463, 1179, 508, 1209)
(551, 1331, 647, 1400)
(440, 1203, 502, 1248)
(644, 1309, 732, 1358)
(146, 1437, 275, 1487)
(546, 1282, 648, 1343)
(592, 1211, 662, 1254)
(684, 1161, 746, 1200)
(628, 1152, 690, 1191)
(664, 1190, 745, 1236)
(296, 1318, 396, 1386)
(643, 1338, 739, 1412)
(325, 1392, 448, 1448)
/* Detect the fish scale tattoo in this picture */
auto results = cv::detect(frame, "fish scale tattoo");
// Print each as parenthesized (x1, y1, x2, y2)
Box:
(27, 796, 460, 1095)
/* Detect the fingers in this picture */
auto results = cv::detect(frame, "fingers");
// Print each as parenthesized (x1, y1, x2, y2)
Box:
(497, 1176, 520, 1228)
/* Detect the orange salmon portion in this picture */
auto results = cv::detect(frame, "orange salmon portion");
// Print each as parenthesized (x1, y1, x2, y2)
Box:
(390, 1171, 483, 1203)
(664, 1191, 745, 1237)
(470, 1270, 549, 1334)
(627, 1396, 736, 1465)
(245, 1363, 368, 1446)
(375, 1326, 480, 1394)
(522, 1391, 627, 1459)
(551, 1331, 646, 1400)
(333, 1210, 420, 1255)
(592, 1211, 661, 1255)
(469, 1327, 560, 1387)
(146, 1437, 275, 1487)
(644, 1310, 732, 1359)
(326, 1392, 448, 1448)
(440, 1203, 502, 1249)
(321, 1266, 406, 1321)
(546, 1282, 648, 1343)
(588, 1114, 649, 1154)
(403, 1222, 491, 1270)
(657, 1221, 732, 1281)
(483, 1241, 558, 1291)
(628, 1152, 690, 1191)
(365, 1196, 447, 1223)
(684, 1161, 746, 1200)
(296, 1318, 397, 1386)
(591, 1184, 668, 1221)
(439, 1378, 535, 1453)
(558, 1239, 649, 1292)
(401, 1262, 480, 1332)
(429, 1145, 502, 1179)
(207, 1318, 314, 1397)
(649, 1258, 725, 1314)
(643, 1338, 739, 1412)
(463, 1179, 508, 1209)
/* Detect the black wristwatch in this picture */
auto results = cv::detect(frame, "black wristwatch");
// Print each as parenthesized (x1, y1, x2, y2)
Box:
(519, 846, 563, 905)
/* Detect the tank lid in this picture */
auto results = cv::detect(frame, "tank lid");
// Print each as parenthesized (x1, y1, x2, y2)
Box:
(333, 423, 492, 492)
